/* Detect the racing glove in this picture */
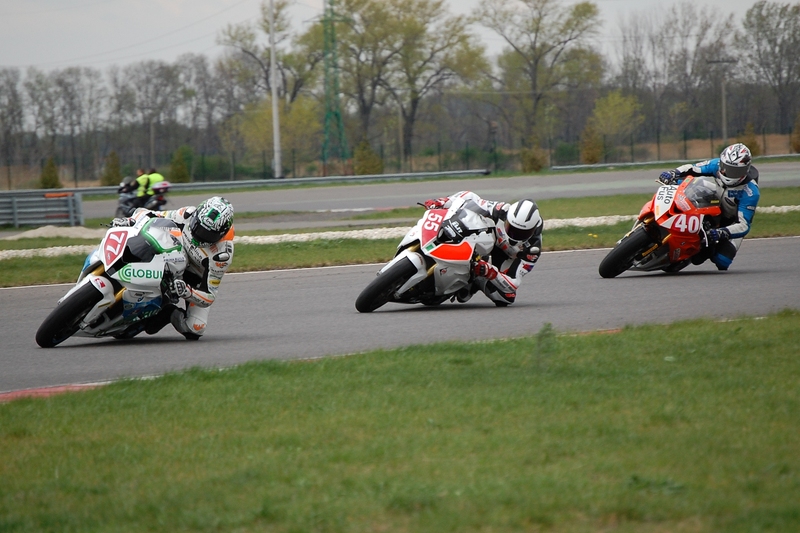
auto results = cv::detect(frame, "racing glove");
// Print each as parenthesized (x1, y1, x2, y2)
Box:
(170, 279, 193, 300)
(473, 260, 498, 280)
(658, 170, 681, 185)
(111, 217, 135, 227)
(705, 227, 730, 244)
(423, 197, 448, 210)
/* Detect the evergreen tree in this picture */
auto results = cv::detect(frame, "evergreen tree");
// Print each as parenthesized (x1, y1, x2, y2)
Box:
(353, 141, 383, 175)
(100, 151, 123, 186)
(39, 157, 62, 189)
(741, 122, 761, 156)
(169, 147, 191, 183)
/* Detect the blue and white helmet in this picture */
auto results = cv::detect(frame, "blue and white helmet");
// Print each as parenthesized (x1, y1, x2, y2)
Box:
(184, 196, 234, 246)
(717, 143, 752, 187)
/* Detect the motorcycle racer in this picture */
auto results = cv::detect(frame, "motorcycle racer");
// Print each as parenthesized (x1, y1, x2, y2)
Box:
(657, 143, 760, 270)
(112, 196, 234, 339)
(422, 191, 543, 306)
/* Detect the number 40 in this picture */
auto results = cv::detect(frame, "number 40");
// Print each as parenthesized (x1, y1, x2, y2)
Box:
(673, 214, 701, 233)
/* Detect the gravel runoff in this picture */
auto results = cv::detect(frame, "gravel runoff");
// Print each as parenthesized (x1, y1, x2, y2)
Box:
(2, 206, 798, 261)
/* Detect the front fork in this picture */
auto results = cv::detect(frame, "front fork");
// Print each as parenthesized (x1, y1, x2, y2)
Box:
(632, 216, 670, 261)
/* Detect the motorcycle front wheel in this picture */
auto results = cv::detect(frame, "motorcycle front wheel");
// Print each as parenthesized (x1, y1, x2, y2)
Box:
(35, 283, 104, 348)
(355, 257, 418, 313)
(598, 226, 654, 278)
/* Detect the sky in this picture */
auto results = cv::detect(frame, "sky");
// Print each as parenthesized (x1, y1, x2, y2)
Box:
(0, 0, 756, 72)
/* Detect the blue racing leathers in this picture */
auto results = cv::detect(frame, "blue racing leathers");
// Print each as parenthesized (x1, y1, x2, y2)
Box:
(672, 158, 760, 270)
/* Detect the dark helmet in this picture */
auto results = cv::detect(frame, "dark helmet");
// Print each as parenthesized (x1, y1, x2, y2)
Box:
(184, 196, 234, 246)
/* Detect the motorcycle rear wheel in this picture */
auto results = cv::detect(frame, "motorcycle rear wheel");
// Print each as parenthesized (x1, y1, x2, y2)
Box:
(35, 283, 103, 348)
(598, 226, 654, 278)
(355, 257, 418, 313)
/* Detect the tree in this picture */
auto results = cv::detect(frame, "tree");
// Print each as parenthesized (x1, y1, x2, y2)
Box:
(740, 122, 762, 156)
(218, 0, 322, 104)
(0, 68, 23, 190)
(40, 157, 62, 189)
(353, 140, 384, 175)
(615, 4, 734, 142)
(169, 147, 191, 183)
(335, 0, 403, 141)
(237, 95, 322, 175)
(385, 0, 486, 164)
(101, 151, 122, 186)
(585, 90, 644, 160)
(477, 0, 602, 138)
(736, 0, 800, 133)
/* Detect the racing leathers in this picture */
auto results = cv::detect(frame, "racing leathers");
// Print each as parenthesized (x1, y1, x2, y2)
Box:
(128, 205, 234, 337)
(426, 191, 542, 306)
(664, 159, 760, 270)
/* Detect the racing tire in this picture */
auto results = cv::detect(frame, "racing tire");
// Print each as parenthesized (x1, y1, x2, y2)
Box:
(598, 226, 654, 279)
(355, 257, 418, 313)
(36, 283, 104, 348)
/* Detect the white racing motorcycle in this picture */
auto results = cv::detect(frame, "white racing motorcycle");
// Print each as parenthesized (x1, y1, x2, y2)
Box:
(35, 217, 187, 347)
(355, 198, 495, 312)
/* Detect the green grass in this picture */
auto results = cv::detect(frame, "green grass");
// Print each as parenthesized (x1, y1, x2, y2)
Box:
(2, 311, 799, 532)
(3, 211, 800, 288)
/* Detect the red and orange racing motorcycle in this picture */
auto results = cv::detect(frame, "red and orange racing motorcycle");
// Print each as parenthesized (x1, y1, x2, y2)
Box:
(598, 175, 723, 278)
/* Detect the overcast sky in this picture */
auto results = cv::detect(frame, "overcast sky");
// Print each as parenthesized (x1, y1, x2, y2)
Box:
(0, 0, 754, 72)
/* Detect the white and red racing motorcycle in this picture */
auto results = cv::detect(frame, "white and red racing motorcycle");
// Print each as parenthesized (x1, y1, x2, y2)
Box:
(35, 217, 187, 347)
(355, 198, 495, 312)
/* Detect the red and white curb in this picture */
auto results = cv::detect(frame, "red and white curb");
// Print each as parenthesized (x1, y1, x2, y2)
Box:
(0, 382, 111, 403)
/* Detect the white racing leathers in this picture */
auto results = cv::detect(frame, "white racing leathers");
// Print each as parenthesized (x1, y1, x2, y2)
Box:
(130, 206, 234, 336)
(436, 191, 541, 305)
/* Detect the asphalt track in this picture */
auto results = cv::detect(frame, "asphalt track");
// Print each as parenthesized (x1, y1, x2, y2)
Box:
(82, 161, 800, 221)
(2, 236, 799, 393)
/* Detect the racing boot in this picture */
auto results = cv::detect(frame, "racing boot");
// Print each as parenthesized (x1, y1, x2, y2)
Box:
(145, 304, 177, 335)
(170, 307, 201, 341)
(456, 283, 480, 303)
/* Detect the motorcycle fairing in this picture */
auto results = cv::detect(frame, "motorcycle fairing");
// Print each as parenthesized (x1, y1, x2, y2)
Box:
(631, 176, 723, 271)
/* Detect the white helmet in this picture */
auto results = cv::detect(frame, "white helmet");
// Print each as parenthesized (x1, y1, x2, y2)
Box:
(505, 199, 542, 244)
(717, 143, 752, 187)
(184, 196, 234, 246)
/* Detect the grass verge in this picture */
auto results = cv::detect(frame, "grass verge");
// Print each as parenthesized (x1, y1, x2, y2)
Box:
(3, 212, 800, 288)
(2, 311, 799, 532)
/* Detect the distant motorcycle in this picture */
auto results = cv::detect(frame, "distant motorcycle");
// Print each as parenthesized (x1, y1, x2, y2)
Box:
(598, 174, 723, 278)
(115, 177, 171, 217)
(35, 217, 187, 347)
(355, 197, 495, 312)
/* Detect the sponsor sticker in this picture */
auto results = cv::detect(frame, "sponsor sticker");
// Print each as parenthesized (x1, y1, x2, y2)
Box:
(118, 264, 163, 283)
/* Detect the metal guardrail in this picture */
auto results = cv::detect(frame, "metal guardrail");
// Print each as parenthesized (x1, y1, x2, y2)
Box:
(0, 192, 84, 228)
(0, 169, 491, 199)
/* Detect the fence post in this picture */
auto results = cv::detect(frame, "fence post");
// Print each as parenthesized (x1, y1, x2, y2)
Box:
(12, 196, 18, 228)
(630, 134, 634, 163)
(710, 131, 714, 157)
(657, 130, 661, 160)
(683, 131, 688, 159)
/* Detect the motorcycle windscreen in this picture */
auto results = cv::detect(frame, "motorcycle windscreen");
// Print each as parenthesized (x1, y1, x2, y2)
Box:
(682, 176, 721, 209)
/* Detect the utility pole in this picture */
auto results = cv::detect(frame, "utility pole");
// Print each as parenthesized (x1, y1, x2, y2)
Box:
(269, 0, 283, 178)
(322, 0, 349, 176)
(707, 58, 739, 146)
